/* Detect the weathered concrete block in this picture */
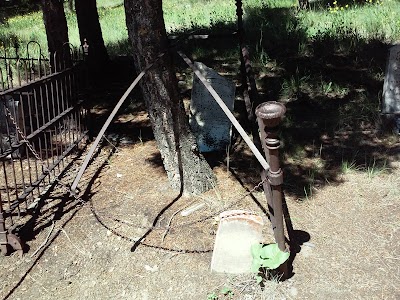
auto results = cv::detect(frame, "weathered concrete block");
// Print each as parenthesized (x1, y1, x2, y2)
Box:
(211, 210, 264, 274)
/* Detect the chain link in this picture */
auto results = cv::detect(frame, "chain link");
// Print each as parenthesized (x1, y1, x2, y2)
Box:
(90, 178, 267, 254)
(92, 177, 267, 231)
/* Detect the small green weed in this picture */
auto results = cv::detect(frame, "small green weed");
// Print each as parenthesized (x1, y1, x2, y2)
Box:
(207, 292, 219, 300)
(280, 68, 311, 99)
(366, 158, 388, 179)
(303, 185, 312, 201)
(207, 287, 234, 300)
(341, 159, 359, 174)
(251, 243, 290, 284)
(220, 287, 234, 299)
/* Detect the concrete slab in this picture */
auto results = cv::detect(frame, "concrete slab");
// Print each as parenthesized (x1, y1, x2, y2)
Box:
(211, 210, 264, 274)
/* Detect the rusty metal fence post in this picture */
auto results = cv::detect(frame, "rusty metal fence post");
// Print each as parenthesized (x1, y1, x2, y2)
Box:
(255, 101, 289, 277)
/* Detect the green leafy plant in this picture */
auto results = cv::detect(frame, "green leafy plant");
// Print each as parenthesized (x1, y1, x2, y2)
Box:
(207, 292, 218, 300)
(341, 159, 359, 174)
(220, 287, 234, 298)
(251, 243, 290, 284)
(207, 287, 234, 300)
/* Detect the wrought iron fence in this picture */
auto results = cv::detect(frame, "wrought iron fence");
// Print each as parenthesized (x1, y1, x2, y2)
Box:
(0, 42, 88, 254)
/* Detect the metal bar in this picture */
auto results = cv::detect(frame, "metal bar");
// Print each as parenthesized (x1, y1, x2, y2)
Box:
(70, 51, 164, 193)
(0, 57, 49, 62)
(0, 67, 75, 97)
(1, 156, 14, 226)
(7, 56, 13, 90)
(16, 92, 28, 209)
(48, 74, 58, 171)
(0, 68, 5, 91)
(54, 69, 63, 169)
(59, 79, 66, 169)
(66, 71, 74, 145)
(43, 80, 53, 179)
(16, 60, 22, 87)
(4, 131, 87, 216)
(32, 87, 43, 192)
(30, 58, 34, 82)
(178, 51, 270, 171)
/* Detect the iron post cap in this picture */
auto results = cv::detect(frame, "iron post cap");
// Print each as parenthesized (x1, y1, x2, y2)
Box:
(255, 101, 286, 127)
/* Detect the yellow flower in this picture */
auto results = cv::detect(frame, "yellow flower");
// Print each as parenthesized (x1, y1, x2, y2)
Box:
(345, 4, 349, 7)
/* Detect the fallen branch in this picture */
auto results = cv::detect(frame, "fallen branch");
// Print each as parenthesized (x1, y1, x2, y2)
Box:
(30, 221, 55, 258)
(161, 209, 182, 242)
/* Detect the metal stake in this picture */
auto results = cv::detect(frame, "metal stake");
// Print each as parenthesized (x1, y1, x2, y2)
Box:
(255, 101, 289, 278)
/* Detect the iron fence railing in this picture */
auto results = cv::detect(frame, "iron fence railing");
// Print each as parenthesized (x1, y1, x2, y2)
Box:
(0, 43, 88, 254)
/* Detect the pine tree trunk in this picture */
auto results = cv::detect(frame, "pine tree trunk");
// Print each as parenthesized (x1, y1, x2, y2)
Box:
(124, 0, 216, 194)
(75, 0, 108, 69)
(41, 0, 69, 58)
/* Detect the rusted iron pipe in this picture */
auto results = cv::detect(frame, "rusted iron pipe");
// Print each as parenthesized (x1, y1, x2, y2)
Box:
(255, 101, 287, 260)
(70, 52, 166, 195)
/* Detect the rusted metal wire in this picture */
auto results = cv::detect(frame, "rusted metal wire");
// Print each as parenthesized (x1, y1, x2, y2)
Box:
(69, 51, 167, 195)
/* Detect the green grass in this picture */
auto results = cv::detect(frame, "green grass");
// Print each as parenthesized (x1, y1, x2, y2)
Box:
(299, 0, 400, 42)
(341, 159, 359, 174)
(1, 0, 399, 57)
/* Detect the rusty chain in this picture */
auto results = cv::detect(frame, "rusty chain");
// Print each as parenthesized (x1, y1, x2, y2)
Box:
(90, 178, 267, 254)
(92, 177, 267, 232)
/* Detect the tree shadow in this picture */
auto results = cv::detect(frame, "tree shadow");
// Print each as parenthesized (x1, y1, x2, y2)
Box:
(0, 1, 41, 25)
(3, 141, 115, 299)
(16, 140, 116, 245)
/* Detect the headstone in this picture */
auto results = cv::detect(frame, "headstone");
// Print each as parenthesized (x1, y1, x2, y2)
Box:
(211, 210, 264, 274)
(0, 95, 21, 156)
(382, 45, 400, 116)
(189, 62, 235, 152)
(382, 45, 400, 134)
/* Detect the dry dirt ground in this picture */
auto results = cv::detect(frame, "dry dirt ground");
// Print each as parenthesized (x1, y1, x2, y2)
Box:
(0, 107, 399, 300)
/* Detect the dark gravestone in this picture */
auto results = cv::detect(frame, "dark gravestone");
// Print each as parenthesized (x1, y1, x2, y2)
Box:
(0, 95, 22, 156)
(189, 62, 235, 152)
(382, 45, 400, 133)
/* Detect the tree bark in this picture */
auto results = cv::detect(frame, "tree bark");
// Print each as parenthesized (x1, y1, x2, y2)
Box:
(124, 0, 216, 194)
(75, 0, 108, 68)
(41, 0, 69, 58)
